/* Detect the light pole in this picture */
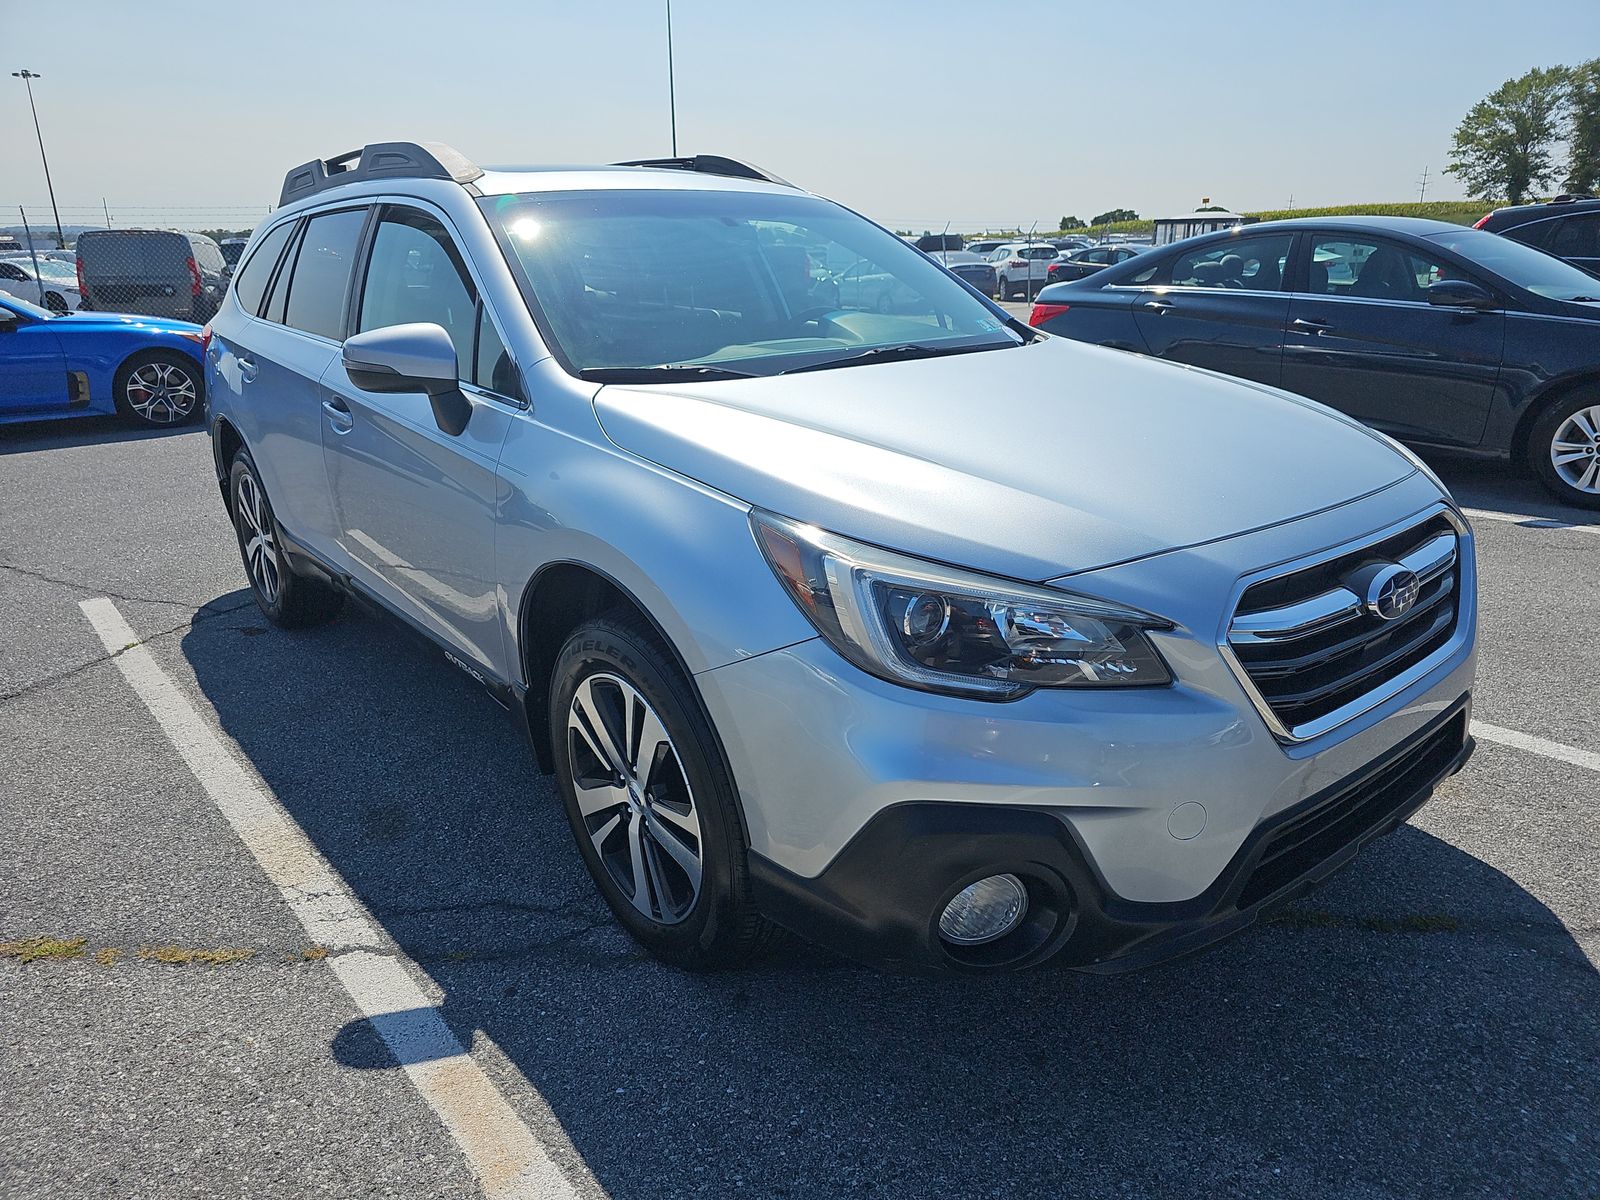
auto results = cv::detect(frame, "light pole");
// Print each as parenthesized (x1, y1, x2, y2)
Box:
(665, 0, 678, 156)
(12, 70, 66, 249)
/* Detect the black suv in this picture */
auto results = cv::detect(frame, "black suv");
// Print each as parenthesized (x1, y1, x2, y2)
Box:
(1476, 195, 1600, 277)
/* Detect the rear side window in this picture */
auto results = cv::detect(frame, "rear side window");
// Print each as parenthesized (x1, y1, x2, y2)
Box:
(1171, 233, 1293, 290)
(357, 208, 477, 369)
(232, 222, 295, 317)
(282, 208, 367, 339)
(1548, 214, 1600, 260)
(190, 237, 225, 273)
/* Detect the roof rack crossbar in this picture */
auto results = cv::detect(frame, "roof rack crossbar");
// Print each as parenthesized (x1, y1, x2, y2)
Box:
(613, 155, 795, 188)
(278, 141, 484, 207)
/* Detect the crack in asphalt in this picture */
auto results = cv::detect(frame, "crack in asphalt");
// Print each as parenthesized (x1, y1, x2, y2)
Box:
(0, 595, 254, 709)
(0, 558, 216, 610)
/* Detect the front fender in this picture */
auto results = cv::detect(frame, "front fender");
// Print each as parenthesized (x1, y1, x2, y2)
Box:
(494, 415, 817, 683)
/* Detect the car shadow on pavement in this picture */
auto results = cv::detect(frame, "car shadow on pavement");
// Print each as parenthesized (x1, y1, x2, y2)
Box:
(181, 593, 1599, 1199)
(0, 415, 203, 454)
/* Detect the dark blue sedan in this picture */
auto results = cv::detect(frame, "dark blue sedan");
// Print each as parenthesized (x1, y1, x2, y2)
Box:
(0, 293, 207, 427)
(1029, 216, 1600, 507)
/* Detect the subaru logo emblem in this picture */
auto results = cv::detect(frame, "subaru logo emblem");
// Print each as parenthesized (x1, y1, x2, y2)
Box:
(1366, 564, 1421, 621)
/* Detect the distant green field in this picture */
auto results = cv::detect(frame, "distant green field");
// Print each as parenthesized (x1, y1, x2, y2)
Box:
(968, 200, 1503, 241)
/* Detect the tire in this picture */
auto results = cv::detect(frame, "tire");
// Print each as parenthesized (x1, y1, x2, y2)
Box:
(1527, 390, 1600, 510)
(997, 275, 1011, 301)
(113, 349, 204, 427)
(228, 449, 345, 627)
(550, 613, 777, 969)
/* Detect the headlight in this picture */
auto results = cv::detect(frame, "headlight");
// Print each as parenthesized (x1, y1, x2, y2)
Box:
(751, 511, 1173, 699)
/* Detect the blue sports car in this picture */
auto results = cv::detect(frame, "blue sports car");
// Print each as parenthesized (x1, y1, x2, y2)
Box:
(0, 293, 206, 427)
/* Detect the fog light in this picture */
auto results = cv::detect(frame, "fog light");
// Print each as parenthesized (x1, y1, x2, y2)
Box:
(938, 874, 1028, 946)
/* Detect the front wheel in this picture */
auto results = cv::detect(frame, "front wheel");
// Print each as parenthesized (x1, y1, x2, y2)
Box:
(113, 350, 204, 426)
(550, 614, 776, 969)
(1528, 392, 1600, 509)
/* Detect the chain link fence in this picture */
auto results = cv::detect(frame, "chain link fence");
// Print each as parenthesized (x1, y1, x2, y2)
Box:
(2, 203, 267, 321)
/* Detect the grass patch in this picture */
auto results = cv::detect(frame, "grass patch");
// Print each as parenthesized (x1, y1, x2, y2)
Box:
(95, 947, 123, 966)
(300, 945, 328, 962)
(0, 936, 87, 963)
(1273, 909, 1460, 934)
(138, 944, 256, 966)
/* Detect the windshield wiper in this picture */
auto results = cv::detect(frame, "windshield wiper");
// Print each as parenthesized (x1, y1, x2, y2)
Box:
(779, 340, 1014, 375)
(578, 364, 760, 383)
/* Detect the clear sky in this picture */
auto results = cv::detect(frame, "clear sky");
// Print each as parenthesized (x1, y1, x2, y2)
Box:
(4, 0, 1598, 233)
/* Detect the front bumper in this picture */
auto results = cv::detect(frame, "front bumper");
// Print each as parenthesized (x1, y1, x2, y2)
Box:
(750, 697, 1473, 974)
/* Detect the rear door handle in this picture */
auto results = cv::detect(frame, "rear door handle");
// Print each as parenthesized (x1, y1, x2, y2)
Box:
(1291, 317, 1331, 333)
(1142, 298, 1173, 312)
(321, 395, 354, 433)
(237, 356, 258, 383)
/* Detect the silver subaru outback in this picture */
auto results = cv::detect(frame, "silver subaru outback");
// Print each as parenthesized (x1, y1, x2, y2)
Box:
(205, 142, 1476, 974)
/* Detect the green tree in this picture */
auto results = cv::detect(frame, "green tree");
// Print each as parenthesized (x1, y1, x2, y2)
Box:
(1058, 214, 1085, 230)
(1090, 208, 1138, 226)
(1566, 58, 1600, 193)
(1446, 67, 1569, 204)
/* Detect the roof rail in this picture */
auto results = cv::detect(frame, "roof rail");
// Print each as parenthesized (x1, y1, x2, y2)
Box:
(278, 141, 484, 207)
(613, 155, 795, 189)
(1551, 193, 1597, 204)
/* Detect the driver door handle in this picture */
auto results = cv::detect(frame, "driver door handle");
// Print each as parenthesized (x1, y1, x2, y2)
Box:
(1291, 317, 1331, 334)
(321, 395, 354, 433)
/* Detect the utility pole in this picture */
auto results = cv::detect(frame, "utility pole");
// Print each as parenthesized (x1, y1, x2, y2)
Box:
(12, 70, 65, 249)
(665, 0, 678, 156)
(1417, 166, 1429, 203)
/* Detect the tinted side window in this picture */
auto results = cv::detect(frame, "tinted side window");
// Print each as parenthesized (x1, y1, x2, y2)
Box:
(232, 222, 295, 317)
(472, 306, 520, 398)
(1308, 237, 1445, 302)
(357, 208, 477, 371)
(1171, 234, 1292, 290)
(282, 208, 367, 339)
(1548, 214, 1600, 259)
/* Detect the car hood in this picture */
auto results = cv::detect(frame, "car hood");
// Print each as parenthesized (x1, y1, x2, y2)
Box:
(591, 338, 1418, 581)
(52, 311, 203, 336)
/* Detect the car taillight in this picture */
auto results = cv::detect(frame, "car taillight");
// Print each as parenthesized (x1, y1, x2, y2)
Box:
(201, 324, 213, 355)
(75, 256, 87, 298)
(1472, 213, 1492, 229)
(1007, 258, 1027, 268)
(1029, 302, 1070, 327)
(187, 255, 202, 297)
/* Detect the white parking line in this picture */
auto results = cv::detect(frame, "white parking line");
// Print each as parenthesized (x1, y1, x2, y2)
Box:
(1472, 720, 1600, 774)
(78, 597, 582, 1200)
(1460, 506, 1600, 535)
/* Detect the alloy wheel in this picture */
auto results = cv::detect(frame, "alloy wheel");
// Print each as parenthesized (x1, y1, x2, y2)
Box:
(1550, 404, 1600, 494)
(125, 360, 198, 423)
(235, 470, 282, 604)
(567, 672, 703, 925)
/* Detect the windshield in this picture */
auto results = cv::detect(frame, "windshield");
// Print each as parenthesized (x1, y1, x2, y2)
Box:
(0, 295, 54, 320)
(31, 260, 77, 283)
(481, 189, 1017, 378)
(1423, 227, 1600, 301)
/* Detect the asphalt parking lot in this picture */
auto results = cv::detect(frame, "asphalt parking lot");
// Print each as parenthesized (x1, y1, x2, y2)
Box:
(2, 403, 1597, 1198)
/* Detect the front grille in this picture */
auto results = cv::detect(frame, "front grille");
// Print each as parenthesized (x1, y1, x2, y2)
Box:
(1226, 513, 1462, 740)
(1237, 710, 1468, 908)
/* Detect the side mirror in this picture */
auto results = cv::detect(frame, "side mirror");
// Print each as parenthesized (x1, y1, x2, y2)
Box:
(342, 322, 472, 436)
(1427, 279, 1494, 310)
